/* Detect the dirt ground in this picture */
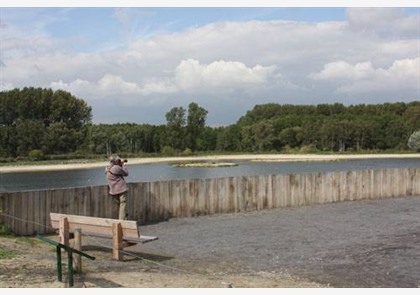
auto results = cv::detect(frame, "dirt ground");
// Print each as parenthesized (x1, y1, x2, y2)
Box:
(1, 195, 420, 288)
(0, 236, 321, 288)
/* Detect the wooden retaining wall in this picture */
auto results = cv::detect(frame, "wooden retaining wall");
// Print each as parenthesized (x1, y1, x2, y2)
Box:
(1, 168, 420, 235)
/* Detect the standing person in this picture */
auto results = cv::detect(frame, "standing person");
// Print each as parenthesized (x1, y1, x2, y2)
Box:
(105, 154, 129, 220)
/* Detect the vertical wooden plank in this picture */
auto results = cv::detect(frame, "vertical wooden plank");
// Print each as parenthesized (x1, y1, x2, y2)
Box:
(227, 177, 237, 213)
(238, 176, 247, 212)
(247, 176, 256, 211)
(415, 169, 420, 195)
(112, 222, 123, 261)
(3, 193, 12, 234)
(303, 173, 311, 205)
(216, 177, 224, 214)
(368, 169, 374, 199)
(259, 175, 268, 210)
(158, 181, 166, 220)
(170, 180, 179, 218)
(161, 180, 171, 220)
(148, 181, 156, 222)
(130, 183, 142, 223)
(44, 190, 53, 234)
(406, 168, 414, 196)
(73, 187, 80, 215)
(384, 168, 390, 199)
(140, 182, 148, 224)
(266, 174, 273, 210)
(9, 192, 16, 235)
(144, 182, 152, 223)
(155, 180, 164, 221)
(59, 217, 69, 246)
(413, 168, 417, 194)
(299, 174, 306, 206)
(277, 174, 286, 208)
(195, 178, 206, 216)
(189, 179, 197, 217)
(378, 169, 385, 199)
(271, 175, 278, 209)
(24, 192, 33, 235)
(330, 172, 336, 203)
(312, 173, 319, 204)
(290, 174, 298, 206)
(89, 186, 100, 217)
(0, 193, 4, 225)
(316, 172, 322, 204)
(34, 190, 46, 235)
(179, 179, 189, 218)
(74, 228, 82, 273)
(355, 170, 362, 201)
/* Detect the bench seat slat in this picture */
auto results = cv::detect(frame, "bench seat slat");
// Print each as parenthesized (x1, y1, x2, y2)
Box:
(78, 232, 158, 244)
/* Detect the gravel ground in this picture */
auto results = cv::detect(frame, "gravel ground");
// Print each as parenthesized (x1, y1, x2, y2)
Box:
(138, 195, 420, 288)
(1, 195, 419, 287)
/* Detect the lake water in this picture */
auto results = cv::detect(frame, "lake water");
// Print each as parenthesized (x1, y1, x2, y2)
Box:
(1, 158, 420, 192)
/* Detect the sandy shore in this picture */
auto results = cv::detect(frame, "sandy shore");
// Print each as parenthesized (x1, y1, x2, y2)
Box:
(1, 153, 419, 173)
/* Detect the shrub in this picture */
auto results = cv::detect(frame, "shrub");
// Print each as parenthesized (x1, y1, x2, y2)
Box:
(300, 144, 318, 153)
(407, 130, 420, 151)
(161, 146, 177, 156)
(182, 148, 193, 156)
(28, 149, 45, 161)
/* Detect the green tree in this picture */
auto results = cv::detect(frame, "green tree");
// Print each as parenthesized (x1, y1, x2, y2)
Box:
(0, 88, 92, 157)
(186, 102, 208, 151)
(165, 106, 186, 151)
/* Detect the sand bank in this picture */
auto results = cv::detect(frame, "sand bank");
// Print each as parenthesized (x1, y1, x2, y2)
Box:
(1, 153, 419, 173)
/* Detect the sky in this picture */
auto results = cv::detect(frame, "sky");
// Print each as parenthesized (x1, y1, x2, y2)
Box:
(0, 3, 419, 126)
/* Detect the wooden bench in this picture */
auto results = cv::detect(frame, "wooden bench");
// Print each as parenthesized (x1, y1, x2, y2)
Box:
(50, 213, 158, 261)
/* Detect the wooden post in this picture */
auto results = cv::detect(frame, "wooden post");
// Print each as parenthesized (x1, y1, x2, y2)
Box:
(73, 228, 82, 273)
(112, 222, 123, 261)
(59, 217, 69, 246)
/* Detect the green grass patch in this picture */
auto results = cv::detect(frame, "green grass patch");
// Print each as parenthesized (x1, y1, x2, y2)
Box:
(0, 246, 17, 259)
(0, 223, 13, 237)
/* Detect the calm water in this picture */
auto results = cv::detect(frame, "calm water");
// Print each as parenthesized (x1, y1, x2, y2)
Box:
(1, 158, 420, 192)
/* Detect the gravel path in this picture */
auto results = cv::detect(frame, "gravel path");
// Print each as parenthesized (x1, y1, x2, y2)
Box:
(138, 196, 420, 288)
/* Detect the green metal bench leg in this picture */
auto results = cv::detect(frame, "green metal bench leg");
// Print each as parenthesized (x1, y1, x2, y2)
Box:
(68, 250, 74, 287)
(56, 246, 62, 282)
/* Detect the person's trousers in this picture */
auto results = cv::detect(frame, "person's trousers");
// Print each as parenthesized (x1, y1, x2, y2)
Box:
(111, 193, 128, 220)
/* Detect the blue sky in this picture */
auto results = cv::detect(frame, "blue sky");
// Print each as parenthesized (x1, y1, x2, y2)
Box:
(1, 7, 419, 125)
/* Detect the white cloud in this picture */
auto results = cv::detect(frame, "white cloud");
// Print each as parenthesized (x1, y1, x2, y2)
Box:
(311, 61, 375, 81)
(346, 8, 419, 38)
(311, 58, 420, 95)
(174, 59, 277, 91)
(49, 59, 278, 99)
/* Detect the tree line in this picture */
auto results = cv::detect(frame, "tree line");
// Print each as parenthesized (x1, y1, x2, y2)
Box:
(0, 87, 419, 161)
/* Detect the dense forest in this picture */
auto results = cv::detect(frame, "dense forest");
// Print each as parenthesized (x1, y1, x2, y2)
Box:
(0, 87, 419, 161)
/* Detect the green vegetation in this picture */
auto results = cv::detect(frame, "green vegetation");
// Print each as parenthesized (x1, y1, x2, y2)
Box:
(408, 130, 420, 152)
(0, 247, 17, 259)
(0, 224, 41, 259)
(173, 162, 239, 168)
(0, 224, 16, 259)
(0, 223, 13, 236)
(1, 87, 419, 164)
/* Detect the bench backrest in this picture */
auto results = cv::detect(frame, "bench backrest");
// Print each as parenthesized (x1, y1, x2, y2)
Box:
(50, 213, 140, 239)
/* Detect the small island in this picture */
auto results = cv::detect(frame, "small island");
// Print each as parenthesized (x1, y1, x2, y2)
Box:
(172, 162, 239, 168)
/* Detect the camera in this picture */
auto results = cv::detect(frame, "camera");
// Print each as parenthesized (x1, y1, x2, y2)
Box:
(109, 155, 128, 165)
(117, 158, 128, 165)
